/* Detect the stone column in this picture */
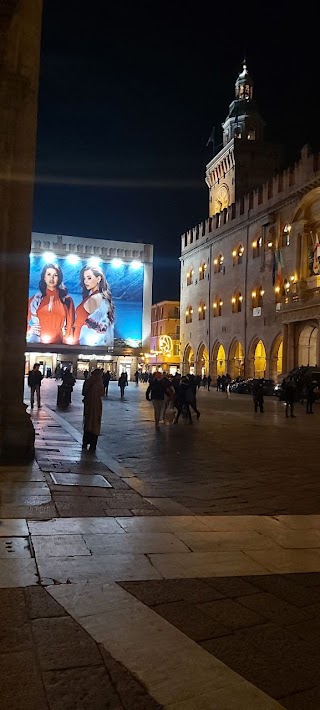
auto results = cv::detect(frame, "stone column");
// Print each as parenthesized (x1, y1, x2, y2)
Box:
(286, 323, 295, 372)
(0, 1, 42, 462)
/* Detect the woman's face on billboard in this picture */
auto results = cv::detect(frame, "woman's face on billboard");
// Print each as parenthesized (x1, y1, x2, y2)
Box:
(44, 268, 59, 291)
(83, 269, 101, 292)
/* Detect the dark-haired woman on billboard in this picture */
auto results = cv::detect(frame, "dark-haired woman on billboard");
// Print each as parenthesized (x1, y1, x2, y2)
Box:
(27, 263, 75, 344)
(73, 265, 114, 346)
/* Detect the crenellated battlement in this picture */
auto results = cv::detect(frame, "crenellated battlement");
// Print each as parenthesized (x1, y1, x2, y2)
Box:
(181, 144, 320, 254)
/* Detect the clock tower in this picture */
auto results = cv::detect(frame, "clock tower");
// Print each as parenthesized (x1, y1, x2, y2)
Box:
(206, 62, 283, 217)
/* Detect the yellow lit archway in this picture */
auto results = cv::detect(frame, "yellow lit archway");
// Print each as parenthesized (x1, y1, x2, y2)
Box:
(254, 340, 267, 378)
(216, 344, 226, 377)
(183, 344, 195, 374)
(197, 343, 209, 376)
(228, 340, 245, 379)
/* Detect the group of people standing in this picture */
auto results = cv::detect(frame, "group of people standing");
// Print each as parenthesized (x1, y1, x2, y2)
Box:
(27, 262, 114, 347)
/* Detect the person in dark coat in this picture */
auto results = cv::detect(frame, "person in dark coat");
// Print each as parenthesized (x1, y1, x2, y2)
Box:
(174, 377, 200, 424)
(252, 379, 264, 413)
(28, 363, 43, 409)
(103, 370, 111, 396)
(146, 372, 165, 427)
(283, 378, 296, 418)
(118, 372, 127, 398)
(207, 375, 212, 391)
(82, 369, 104, 451)
(306, 381, 316, 414)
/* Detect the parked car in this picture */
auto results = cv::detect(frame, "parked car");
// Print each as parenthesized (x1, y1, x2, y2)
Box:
(229, 378, 276, 396)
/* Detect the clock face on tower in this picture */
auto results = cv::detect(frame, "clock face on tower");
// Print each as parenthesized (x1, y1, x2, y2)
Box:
(215, 184, 230, 213)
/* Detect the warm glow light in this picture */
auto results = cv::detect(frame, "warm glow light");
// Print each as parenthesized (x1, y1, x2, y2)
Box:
(185, 310, 189, 315)
(112, 258, 123, 268)
(284, 281, 290, 290)
(42, 251, 57, 263)
(198, 306, 202, 312)
(219, 300, 223, 306)
(131, 260, 142, 270)
(239, 246, 244, 255)
(203, 305, 207, 310)
(213, 303, 217, 308)
(213, 259, 218, 265)
(268, 241, 273, 248)
(275, 286, 280, 293)
(199, 266, 202, 272)
(190, 308, 193, 313)
(66, 254, 80, 265)
(260, 289, 265, 296)
(231, 297, 236, 304)
(187, 272, 190, 278)
(290, 275, 295, 282)
(204, 263, 207, 269)
(239, 295, 243, 301)
(252, 291, 256, 298)
(252, 241, 257, 248)
(232, 250, 237, 257)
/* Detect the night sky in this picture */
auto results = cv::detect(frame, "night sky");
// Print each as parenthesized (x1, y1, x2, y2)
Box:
(33, 2, 319, 303)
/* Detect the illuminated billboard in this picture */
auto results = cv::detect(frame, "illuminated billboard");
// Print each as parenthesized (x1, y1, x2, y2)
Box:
(27, 253, 144, 348)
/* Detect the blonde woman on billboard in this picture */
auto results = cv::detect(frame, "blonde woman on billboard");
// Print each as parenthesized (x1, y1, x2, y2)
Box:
(27, 263, 75, 344)
(73, 265, 115, 346)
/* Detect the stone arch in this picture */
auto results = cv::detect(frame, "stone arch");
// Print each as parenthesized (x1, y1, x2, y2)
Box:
(183, 343, 195, 374)
(298, 323, 318, 366)
(228, 339, 245, 379)
(269, 333, 283, 381)
(211, 341, 226, 380)
(248, 337, 267, 378)
(196, 342, 209, 376)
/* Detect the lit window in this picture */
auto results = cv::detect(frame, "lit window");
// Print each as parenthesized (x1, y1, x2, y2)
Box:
(199, 262, 207, 281)
(252, 235, 263, 258)
(214, 254, 224, 274)
(233, 244, 244, 265)
(232, 292, 242, 313)
(252, 287, 264, 308)
(186, 268, 194, 286)
(198, 303, 206, 321)
(213, 298, 223, 317)
(185, 307, 193, 324)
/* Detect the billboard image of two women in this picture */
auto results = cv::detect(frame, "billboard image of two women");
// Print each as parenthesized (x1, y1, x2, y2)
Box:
(27, 254, 144, 348)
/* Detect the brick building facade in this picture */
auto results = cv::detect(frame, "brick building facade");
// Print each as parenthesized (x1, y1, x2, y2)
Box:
(180, 64, 320, 382)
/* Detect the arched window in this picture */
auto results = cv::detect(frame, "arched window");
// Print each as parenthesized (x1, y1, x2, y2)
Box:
(185, 306, 193, 324)
(231, 291, 243, 313)
(234, 126, 242, 139)
(186, 268, 194, 286)
(214, 253, 224, 274)
(213, 297, 223, 317)
(251, 286, 265, 309)
(198, 303, 206, 321)
(199, 262, 207, 281)
(252, 234, 263, 258)
(282, 278, 290, 298)
(282, 224, 291, 247)
(232, 244, 244, 265)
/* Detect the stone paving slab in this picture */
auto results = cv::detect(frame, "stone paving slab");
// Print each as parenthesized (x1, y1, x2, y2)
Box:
(123, 574, 320, 708)
(0, 587, 159, 710)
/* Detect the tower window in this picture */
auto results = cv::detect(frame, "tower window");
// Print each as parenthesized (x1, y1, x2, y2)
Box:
(283, 224, 291, 246)
(214, 253, 224, 274)
(247, 129, 255, 140)
(198, 303, 206, 321)
(199, 262, 207, 281)
(251, 287, 265, 309)
(232, 291, 242, 313)
(185, 306, 193, 324)
(252, 235, 263, 258)
(186, 268, 194, 286)
(234, 127, 242, 139)
(213, 298, 223, 317)
(232, 244, 244, 265)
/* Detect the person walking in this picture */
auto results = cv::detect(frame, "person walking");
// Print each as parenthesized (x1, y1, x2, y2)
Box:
(82, 369, 104, 451)
(252, 379, 264, 413)
(28, 363, 43, 409)
(118, 372, 127, 398)
(216, 375, 222, 392)
(146, 372, 165, 427)
(283, 378, 296, 418)
(207, 374, 212, 391)
(103, 370, 111, 396)
(134, 370, 139, 387)
(174, 376, 200, 424)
